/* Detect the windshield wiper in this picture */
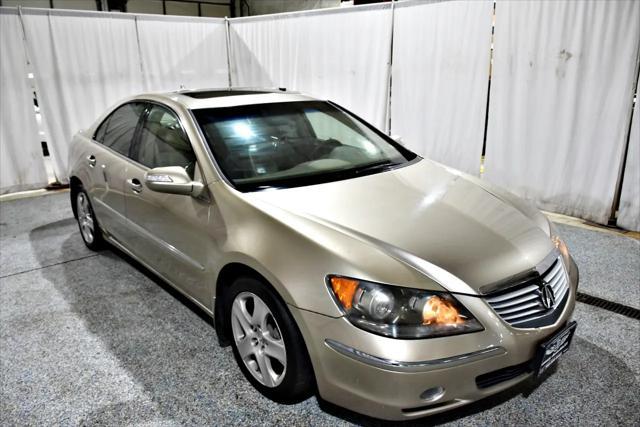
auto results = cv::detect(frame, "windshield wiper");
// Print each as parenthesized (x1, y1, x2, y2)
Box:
(351, 160, 401, 175)
(236, 159, 410, 192)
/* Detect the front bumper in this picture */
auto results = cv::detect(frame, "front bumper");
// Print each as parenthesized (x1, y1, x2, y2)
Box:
(289, 256, 578, 420)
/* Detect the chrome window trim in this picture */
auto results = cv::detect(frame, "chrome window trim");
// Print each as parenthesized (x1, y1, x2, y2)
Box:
(324, 339, 506, 373)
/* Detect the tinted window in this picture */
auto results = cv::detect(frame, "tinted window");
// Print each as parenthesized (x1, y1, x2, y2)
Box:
(192, 101, 416, 191)
(134, 105, 196, 177)
(94, 116, 110, 143)
(100, 103, 145, 157)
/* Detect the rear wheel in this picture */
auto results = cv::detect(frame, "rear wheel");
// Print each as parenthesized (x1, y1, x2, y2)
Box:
(227, 276, 314, 403)
(75, 189, 104, 250)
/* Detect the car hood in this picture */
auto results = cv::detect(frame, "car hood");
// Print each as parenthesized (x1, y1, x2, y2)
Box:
(244, 159, 554, 295)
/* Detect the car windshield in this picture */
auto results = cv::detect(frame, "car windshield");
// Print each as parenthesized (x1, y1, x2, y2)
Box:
(192, 101, 417, 191)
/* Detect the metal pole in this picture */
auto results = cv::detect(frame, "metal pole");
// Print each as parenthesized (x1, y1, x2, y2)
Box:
(480, 0, 496, 176)
(134, 15, 146, 90)
(225, 16, 233, 88)
(385, 0, 395, 135)
(16, 6, 30, 66)
(609, 44, 640, 225)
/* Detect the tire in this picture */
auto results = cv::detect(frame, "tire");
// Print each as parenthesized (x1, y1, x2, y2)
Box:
(75, 189, 104, 250)
(227, 276, 314, 403)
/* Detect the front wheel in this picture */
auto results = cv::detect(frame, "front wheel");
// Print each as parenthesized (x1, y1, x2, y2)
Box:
(227, 276, 314, 403)
(75, 189, 104, 250)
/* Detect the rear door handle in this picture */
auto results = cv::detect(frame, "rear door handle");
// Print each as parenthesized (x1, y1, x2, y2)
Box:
(87, 155, 96, 168)
(127, 178, 143, 193)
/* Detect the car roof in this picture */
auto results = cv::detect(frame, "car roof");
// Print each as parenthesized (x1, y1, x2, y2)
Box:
(138, 87, 319, 110)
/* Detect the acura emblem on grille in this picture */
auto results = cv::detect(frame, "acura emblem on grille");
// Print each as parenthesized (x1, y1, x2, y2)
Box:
(539, 281, 556, 309)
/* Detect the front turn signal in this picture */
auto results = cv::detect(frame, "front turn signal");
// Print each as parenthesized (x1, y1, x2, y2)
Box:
(329, 276, 359, 309)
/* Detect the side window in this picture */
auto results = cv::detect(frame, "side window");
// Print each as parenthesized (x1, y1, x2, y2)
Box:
(134, 104, 196, 178)
(99, 103, 145, 157)
(94, 116, 110, 143)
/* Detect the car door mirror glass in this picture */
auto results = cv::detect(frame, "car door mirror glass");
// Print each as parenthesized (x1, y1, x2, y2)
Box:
(144, 166, 204, 197)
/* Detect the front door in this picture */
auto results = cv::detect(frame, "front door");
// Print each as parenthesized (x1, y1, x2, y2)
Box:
(122, 103, 214, 308)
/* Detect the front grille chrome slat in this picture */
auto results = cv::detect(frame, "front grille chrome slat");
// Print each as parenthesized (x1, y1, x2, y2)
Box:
(485, 284, 539, 303)
(497, 300, 543, 316)
(485, 256, 570, 328)
(490, 292, 540, 309)
(554, 284, 569, 305)
(546, 266, 563, 284)
(502, 306, 546, 322)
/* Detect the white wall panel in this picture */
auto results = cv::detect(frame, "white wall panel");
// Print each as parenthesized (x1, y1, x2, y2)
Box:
(136, 15, 229, 92)
(230, 3, 392, 129)
(618, 71, 640, 231)
(21, 9, 144, 183)
(0, 8, 48, 194)
(390, 0, 493, 175)
(485, 0, 640, 224)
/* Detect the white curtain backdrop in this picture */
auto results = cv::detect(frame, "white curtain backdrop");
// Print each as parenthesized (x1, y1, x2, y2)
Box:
(229, 3, 393, 130)
(617, 70, 640, 231)
(390, 0, 493, 175)
(0, 8, 48, 194)
(21, 9, 145, 183)
(136, 15, 229, 92)
(484, 0, 640, 224)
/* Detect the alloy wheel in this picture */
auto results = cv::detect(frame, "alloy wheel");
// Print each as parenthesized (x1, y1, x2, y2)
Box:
(231, 291, 287, 387)
(76, 192, 95, 244)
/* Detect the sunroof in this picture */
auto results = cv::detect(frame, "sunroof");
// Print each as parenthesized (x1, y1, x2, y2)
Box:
(181, 89, 271, 99)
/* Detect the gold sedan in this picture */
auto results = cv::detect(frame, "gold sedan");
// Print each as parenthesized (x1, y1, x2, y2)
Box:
(68, 89, 578, 420)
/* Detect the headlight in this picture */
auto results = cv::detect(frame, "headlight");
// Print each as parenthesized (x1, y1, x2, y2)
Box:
(327, 276, 483, 339)
(548, 218, 570, 262)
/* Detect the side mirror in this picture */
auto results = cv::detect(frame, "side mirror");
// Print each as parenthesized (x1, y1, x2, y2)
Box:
(144, 166, 205, 198)
(390, 134, 404, 146)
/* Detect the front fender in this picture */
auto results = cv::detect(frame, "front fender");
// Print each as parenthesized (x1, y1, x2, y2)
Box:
(212, 184, 446, 317)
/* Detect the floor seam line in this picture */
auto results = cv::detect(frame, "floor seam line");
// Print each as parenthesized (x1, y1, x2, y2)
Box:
(0, 253, 100, 279)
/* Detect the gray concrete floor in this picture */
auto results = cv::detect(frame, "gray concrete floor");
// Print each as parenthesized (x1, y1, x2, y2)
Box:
(1, 192, 639, 426)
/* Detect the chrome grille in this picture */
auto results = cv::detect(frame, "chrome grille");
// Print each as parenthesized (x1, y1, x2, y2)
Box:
(485, 257, 569, 327)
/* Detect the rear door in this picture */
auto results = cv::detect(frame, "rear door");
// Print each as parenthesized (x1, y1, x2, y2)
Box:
(122, 103, 214, 306)
(87, 102, 145, 241)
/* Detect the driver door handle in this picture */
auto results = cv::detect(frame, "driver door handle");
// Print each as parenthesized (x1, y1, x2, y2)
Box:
(87, 155, 96, 168)
(127, 178, 143, 193)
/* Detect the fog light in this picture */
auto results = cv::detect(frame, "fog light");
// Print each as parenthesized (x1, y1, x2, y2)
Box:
(420, 386, 445, 402)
